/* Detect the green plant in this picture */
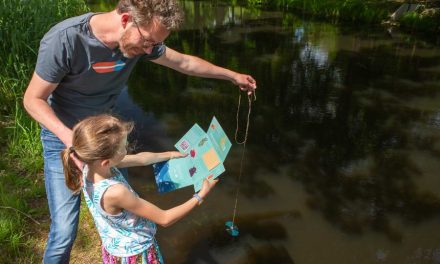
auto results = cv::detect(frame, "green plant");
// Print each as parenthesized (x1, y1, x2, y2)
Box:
(400, 9, 440, 36)
(0, 0, 89, 260)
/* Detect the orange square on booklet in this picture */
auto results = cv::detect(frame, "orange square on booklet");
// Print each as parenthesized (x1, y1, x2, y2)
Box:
(202, 148, 221, 170)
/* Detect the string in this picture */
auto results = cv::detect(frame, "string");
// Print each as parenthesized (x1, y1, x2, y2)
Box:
(231, 91, 256, 227)
(234, 92, 255, 145)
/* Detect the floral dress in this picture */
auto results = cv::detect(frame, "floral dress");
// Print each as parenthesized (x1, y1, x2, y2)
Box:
(82, 165, 164, 263)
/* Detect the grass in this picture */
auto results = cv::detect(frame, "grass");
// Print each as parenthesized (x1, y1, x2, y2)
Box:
(0, 0, 96, 261)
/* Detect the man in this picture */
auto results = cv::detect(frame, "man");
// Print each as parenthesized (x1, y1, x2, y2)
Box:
(23, 0, 257, 263)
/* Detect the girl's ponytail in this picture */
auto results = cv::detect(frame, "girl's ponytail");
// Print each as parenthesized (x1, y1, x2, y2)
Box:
(61, 147, 82, 194)
(61, 114, 133, 194)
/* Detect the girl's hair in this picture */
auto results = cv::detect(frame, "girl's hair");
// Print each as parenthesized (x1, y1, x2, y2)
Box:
(116, 0, 183, 31)
(61, 114, 134, 193)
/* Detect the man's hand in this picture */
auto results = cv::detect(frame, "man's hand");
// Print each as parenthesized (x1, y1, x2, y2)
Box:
(60, 130, 83, 171)
(69, 152, 84, 171)
(232, 73, 257, 96)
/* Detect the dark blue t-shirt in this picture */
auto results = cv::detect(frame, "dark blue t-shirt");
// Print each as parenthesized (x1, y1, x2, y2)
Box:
(35, 12, 165, 128)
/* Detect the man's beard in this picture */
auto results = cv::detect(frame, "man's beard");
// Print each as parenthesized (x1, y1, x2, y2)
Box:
(119, 30, 144, 58)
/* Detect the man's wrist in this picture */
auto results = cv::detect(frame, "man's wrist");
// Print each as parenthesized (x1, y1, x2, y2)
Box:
(229, 71, 239, 83)
(58, 126, 73, 147)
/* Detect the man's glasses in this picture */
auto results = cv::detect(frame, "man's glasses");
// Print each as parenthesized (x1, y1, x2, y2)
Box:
(132, 20, 163, 49)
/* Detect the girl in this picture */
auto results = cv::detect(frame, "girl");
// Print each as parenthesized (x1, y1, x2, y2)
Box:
(61, 114, 217, 263)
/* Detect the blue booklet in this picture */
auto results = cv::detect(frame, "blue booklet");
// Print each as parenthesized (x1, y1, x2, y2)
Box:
(153, 117, 232, 193)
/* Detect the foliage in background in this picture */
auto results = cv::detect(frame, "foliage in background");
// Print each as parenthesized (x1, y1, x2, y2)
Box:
(399, 8, 440, 36)
(216, 0, 438, 42)
(244, 0, 395, 24)
(0, 0, 89, 260)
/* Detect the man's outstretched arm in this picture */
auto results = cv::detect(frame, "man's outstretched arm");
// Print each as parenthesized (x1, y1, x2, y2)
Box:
(152, 47, 257, 95)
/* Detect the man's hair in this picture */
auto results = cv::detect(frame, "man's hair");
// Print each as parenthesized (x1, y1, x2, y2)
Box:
(117, 0, 183, 30)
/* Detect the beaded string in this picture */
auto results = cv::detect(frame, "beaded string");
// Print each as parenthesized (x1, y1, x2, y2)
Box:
(231, 91, 256, 227)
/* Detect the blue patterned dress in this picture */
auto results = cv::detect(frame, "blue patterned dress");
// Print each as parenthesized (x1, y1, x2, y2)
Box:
(82, 165, 159, 258)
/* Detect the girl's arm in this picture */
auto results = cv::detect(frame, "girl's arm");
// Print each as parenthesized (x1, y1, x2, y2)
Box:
(116, 151, 186, 168)
(103, 179, 217, 227)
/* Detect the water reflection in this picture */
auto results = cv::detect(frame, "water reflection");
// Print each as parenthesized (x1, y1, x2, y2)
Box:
(90, 0, 440, 263)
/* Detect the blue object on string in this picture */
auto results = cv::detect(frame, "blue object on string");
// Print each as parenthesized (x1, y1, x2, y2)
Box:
(225, 92, 254, 238)
(225, 221, 239, 237)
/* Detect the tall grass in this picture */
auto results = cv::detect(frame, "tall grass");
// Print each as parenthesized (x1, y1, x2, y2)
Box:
(0, 0, 89, 260)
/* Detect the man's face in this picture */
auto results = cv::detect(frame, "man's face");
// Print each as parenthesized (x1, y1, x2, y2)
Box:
(119, 18, 170, 58)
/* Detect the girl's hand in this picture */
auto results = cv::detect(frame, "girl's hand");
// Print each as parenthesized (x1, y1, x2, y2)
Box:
(198, 177, 218, 199)
(168, 151, 187, 160)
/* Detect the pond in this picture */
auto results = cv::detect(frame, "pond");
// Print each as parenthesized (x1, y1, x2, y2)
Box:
(89, 1, 440, 263)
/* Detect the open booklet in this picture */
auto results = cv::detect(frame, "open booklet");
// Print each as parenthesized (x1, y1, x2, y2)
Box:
(153, 117, 232, 193)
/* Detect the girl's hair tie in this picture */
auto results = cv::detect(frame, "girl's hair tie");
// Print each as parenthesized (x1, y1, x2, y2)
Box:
(69, 146, 75, 153)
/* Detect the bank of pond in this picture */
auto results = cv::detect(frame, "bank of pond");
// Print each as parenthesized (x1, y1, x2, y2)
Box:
(239, 0, 440, 40)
